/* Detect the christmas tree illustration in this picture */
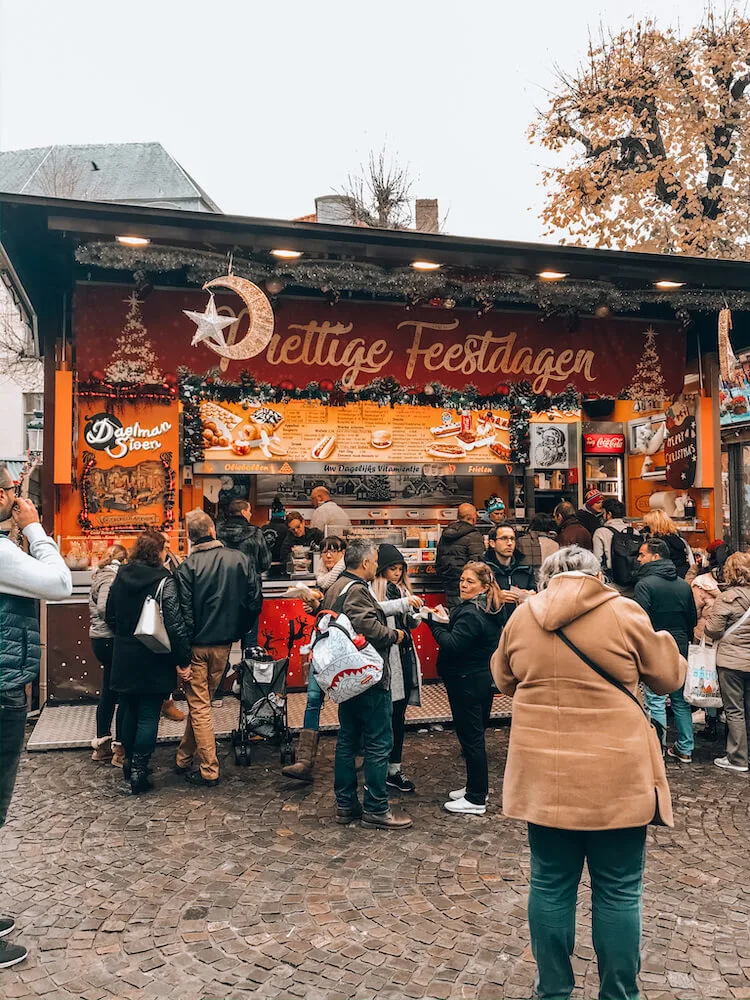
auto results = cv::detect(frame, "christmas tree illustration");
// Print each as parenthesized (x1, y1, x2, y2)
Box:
(105, 292, 163, 383)
(627, 327, 667, 412)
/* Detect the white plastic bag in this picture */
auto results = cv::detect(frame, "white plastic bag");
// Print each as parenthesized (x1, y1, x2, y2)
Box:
(310, 611, 383, 704)
(684, 637, 722, 708)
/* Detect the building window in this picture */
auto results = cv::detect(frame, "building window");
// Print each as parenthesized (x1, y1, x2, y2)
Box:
(23, 392, 43, 452)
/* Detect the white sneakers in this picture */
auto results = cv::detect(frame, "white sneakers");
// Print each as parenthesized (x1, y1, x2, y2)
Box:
(448, 787, 466, 800)
(444, 796, 486, 815)
(714, 756, 749, 773)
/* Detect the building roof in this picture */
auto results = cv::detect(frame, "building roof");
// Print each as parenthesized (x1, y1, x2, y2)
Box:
(2, 191, 750, 349)
(0, 143, 220, 213)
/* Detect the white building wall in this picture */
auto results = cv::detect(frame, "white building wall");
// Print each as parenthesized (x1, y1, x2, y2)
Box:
(0, 284, 42, 460)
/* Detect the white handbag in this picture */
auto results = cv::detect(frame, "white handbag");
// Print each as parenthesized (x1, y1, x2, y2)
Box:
(684, 600, 750, 707)
(134, 577, 171, 654)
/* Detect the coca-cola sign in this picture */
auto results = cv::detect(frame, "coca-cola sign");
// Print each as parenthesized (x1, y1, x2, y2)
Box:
(583, 433, 625, 454)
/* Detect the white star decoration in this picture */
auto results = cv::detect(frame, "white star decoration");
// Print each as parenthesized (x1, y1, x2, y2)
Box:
(183, 294, 236, 348)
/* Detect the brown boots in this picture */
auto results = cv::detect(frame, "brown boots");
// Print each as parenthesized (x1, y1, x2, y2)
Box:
(282, 729, 319, 782)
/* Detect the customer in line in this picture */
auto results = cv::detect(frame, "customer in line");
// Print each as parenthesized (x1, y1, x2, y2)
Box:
(705, 551, 750, 772)
(106, 530, 191, 794)
(217, 498, 271, 653)
(435, 503, 486, 609)
(482, 525, 536, 630)
(175, 510, 261, 786)
(492, 545, 685, 1000)
(515, 513, 559, 580)
(642, 509, 694, 579)
(89, 543, 128, 767)
(372, 544, 423, 795)
(634, 538, 697, 763)
(425, 561, 503, 815)
(282, 536, 347, 782)
(322, 538, 412, 830)
(553, 501, 593, 551)
(0, 472, 72, 971)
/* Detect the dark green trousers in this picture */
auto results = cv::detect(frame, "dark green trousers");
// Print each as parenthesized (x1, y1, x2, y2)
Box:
(334, 685, 393, 815)
(527, 823, 647, 1000)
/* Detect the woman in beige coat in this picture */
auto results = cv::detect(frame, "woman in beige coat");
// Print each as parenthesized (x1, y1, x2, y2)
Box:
(491, 545, 685, 1000)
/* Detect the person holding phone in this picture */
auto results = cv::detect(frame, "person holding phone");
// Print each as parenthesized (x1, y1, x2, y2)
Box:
(0, 470, 72, 969)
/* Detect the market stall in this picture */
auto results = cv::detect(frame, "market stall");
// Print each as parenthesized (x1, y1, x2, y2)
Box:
(0, 192, 730, 708)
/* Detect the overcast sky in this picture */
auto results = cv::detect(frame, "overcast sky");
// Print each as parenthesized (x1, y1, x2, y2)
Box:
(0, 0, 712, 242)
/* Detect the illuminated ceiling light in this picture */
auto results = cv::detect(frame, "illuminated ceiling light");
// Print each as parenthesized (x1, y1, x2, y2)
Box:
(411, 260, 441, 271)
(654, 279, 684, 289)
(538, 269, 568, 281)
(271, 248, 302, 259)
(116, 235, 151, 246)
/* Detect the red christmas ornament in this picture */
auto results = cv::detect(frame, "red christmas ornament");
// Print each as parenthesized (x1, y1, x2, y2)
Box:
(90, 370, 105, 382)
(429, 297, 443, 308)
(495, 384, 510, 397)
(319, 379, 335, 393)
(205, 376, 215, 385)
(279, 379, 295, 392)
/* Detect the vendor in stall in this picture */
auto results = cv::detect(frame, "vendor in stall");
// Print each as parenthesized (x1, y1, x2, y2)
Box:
(309, 486, 352, 536)
(279, 510, 323, 572)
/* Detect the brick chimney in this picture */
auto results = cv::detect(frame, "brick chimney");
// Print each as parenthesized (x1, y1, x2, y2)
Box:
(415, 198, 439, 234)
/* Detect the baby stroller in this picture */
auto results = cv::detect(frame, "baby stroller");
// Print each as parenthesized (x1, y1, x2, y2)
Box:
(231, 621, 297, 768)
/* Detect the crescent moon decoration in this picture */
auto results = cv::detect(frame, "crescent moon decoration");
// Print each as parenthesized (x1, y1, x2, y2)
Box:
(200, 274, 275, 362)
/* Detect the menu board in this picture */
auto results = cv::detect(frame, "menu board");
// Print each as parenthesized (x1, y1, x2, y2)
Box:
(198, 400, 512, 469)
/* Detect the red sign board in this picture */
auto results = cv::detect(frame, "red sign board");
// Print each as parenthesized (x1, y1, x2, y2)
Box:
(583, 433, 626, 454)
(74, 285, 686, 399)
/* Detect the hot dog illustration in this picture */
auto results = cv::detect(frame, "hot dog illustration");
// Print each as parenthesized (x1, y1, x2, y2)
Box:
(312, 434, 336, 460)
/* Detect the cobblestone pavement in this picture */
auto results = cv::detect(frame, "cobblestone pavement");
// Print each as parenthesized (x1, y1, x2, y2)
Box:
(2, 722, 750, 1000)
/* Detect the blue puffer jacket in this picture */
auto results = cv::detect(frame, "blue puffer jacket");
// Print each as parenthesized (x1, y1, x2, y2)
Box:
(0, 592, 41, 694)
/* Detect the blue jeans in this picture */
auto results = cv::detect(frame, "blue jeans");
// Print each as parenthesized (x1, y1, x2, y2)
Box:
(0, 687, 27, 828)
(334, 686, 393, 815)
(303, 671, 324, 731)
(644, 685, 694, 755)
(528, 823, 647, 1000)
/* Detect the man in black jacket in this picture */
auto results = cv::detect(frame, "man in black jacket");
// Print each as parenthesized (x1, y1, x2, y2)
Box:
(634, 538, 697, 764)
(322, 538, 412, 831)
(482, 525, 536, 629)
(175, 510, 262, 786)
(217, 499, 271, 651)
(435, 504, 486, 609)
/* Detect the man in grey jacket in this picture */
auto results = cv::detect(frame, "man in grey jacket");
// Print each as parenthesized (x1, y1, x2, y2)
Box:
(0, 466, 72, 969)
(322, 538, 412, 830)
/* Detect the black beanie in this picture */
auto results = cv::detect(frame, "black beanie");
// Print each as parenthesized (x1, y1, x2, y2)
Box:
(377, 542, 406, 576)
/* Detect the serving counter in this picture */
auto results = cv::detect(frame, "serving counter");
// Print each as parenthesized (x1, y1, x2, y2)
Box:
(40, 577, 448, 705)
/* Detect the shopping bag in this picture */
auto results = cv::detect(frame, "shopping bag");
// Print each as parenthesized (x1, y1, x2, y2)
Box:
(134, 578, 171, 654)
(683, 637, 722, 708)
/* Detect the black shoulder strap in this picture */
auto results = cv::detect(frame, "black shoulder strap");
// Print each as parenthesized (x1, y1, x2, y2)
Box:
(556, 628, 649, 720)
(605, 525, 618, 536)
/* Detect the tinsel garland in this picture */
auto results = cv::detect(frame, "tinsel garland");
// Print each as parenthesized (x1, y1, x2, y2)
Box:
(76, 240, 743, 314)
(78, 378, 176, 402)
(178, 369, 581, 465)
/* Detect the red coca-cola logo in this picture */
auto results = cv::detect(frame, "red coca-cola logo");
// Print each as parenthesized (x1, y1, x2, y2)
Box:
(584, 433, 625, 454)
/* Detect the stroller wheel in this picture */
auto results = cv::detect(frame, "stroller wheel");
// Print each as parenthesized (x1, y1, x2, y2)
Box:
(234, 743, 251, 767)
(280, 745, 295, 767)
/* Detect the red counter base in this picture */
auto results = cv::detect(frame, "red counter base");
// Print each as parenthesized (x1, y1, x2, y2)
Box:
(259, 594, 445, 690)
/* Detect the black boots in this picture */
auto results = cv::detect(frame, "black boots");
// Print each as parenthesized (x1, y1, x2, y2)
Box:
(700, 715, 719, 741)
(130, 753, 153, 794)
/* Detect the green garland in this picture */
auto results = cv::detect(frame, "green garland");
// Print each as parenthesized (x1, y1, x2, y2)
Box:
(178, 368, 582, 465)
(74, 240, 733, 314)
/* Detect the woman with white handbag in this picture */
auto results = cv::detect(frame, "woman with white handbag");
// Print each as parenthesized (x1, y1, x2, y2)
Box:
(704, 552, 750, 773)
(105, 530, 191, 793)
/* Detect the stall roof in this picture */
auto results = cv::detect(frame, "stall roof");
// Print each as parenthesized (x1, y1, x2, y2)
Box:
(3, 191, 750, 347)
